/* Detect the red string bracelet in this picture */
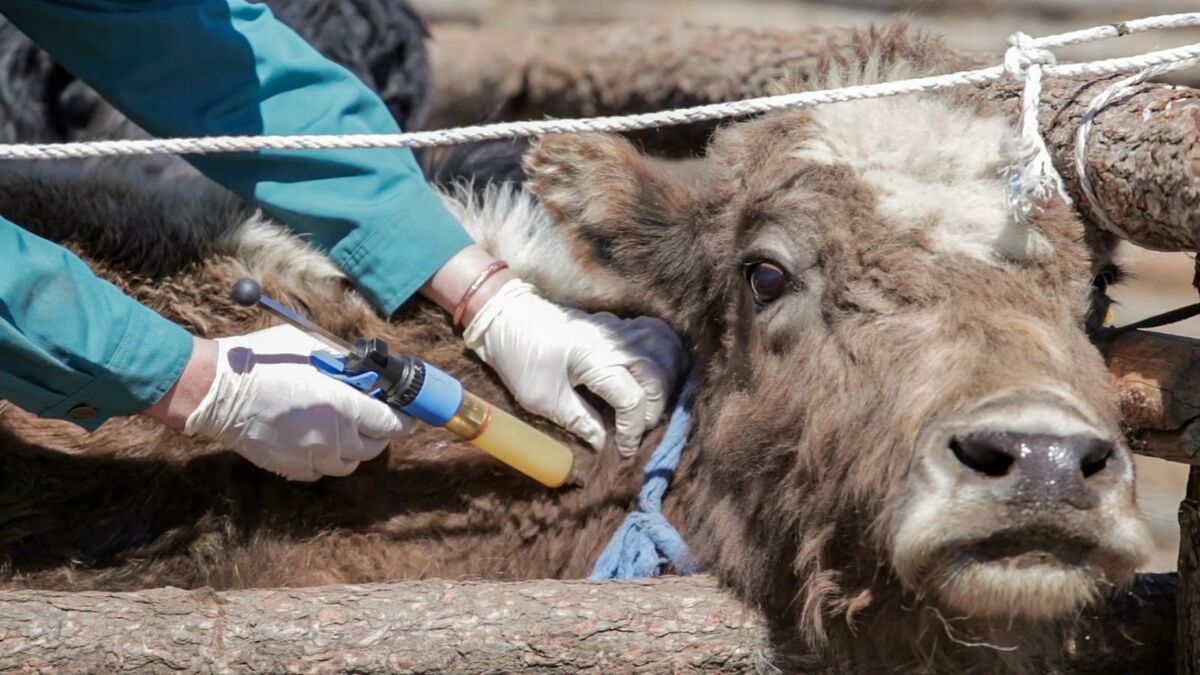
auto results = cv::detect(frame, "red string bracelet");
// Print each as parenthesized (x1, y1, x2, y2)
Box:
(452, 260, 509, 328)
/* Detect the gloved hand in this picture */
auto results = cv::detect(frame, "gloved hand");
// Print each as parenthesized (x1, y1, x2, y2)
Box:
(464, 279, 686, 457)
(183, 324, 414, 481)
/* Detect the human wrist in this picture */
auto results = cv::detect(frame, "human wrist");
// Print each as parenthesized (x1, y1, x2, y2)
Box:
(420, 244, 517, 328)
(142, 336, 218, 431)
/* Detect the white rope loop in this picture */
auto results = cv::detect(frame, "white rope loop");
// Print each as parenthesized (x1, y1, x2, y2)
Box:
(0, 10, 1196, 229)
(1004, 30, 1057, 76)
(998, 15, 1200, 225)
(1072, 52, 1200, 240)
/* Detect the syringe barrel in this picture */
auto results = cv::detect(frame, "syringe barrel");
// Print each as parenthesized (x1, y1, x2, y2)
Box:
(447, 391, 578, 488)
(347, 341, 577, 488)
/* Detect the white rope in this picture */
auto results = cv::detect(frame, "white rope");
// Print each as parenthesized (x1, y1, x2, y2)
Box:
(1003, 30, 1068, 223)
(0, 12, 1196, 224)
(997, 12, 1200, 224)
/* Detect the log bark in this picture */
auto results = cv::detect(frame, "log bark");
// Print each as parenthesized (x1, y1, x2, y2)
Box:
(426, 22, 1200, 253)
(798, 0, 1200, 18)
(979, 75, 1200, 253)
(1106, 330, 1200, 465)
(412, 0, 1200, 26)
(426, 23, 862, 152)
(0, 577, 769, 674)
(1100, 329, 1199, 672)
(0, 574, 1177, 674)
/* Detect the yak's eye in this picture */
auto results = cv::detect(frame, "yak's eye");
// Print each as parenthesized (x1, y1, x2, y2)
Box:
(745, 261, 790, 305)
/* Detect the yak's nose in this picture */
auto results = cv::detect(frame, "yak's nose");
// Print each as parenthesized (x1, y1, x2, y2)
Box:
(949, 430, 1115, 510)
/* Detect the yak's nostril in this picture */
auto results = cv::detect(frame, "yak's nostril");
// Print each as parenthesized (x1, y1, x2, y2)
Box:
(1079, 439, 1114, 479)
(947, 428, 1114, 510)
(950, 434, 1014, 477)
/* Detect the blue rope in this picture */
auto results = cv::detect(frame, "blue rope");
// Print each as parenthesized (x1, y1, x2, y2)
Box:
(588, 366, 701, 580)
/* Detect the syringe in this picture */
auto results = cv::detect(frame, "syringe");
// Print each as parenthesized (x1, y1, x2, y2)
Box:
(230, 278, 583, 488)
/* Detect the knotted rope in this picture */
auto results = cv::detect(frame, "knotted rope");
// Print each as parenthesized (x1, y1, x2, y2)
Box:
(589, 366, 701, 580)
(1003, 30, 1072, 223)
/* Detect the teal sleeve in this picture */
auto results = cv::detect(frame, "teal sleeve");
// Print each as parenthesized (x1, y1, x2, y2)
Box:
(0, 215, 193, 430)
(0, 0, 473, 315)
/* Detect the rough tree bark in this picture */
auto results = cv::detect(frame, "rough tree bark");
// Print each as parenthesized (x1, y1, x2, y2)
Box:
(2, 577, 769, 674)
(0, 574, 1178, 675)
(798, 0, 1199, 17)
(1107, 330, 1200, 465)
(981, 75, 1200, 253)
(426, 22, 1200, 253)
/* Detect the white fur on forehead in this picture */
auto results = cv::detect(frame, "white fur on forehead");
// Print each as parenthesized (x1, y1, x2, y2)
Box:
(791, 94, 1050, 262)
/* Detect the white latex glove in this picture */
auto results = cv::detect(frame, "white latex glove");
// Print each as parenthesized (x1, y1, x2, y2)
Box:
(464, 279, 686, 457)
(183, 325, 415, 481)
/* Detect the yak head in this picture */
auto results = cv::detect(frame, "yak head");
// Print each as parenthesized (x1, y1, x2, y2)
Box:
(511, 30, 1151, 667)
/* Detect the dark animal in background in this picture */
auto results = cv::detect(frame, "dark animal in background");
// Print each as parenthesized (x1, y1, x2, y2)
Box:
(0, 0, 433, 182)
(0, 0, 528, 198)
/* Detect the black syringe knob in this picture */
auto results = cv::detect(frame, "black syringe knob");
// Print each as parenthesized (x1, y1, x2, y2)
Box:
(231, 278, 263, 307)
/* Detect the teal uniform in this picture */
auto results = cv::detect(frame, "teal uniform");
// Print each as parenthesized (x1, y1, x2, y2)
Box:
(0, 0, 472, 429)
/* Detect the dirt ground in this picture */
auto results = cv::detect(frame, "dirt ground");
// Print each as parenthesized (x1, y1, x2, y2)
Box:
(411, 0, 1199, 570)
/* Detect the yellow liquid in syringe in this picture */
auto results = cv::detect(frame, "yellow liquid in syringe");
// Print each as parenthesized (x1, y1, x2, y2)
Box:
(444, 391, 579, 488)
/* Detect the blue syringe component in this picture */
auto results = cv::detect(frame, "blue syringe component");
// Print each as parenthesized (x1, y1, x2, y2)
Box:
(310, 346, 464, 428)
(310, 350, 381, 397)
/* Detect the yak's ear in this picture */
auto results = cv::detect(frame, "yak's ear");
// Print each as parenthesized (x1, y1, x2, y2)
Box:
(523, 133, 713, 331)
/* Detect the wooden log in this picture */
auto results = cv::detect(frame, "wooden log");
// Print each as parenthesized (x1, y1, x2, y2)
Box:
(0, 573, 1177, 674)
(0, 576, 769, 674)
(1106, 330, 1200, 465)
(796, 0, 1200, 19)
(415, 0, 1200, 91)
(426, 23, 862, 151)
(426, 22, 1200, 252)
(978, 75, 1200, 254)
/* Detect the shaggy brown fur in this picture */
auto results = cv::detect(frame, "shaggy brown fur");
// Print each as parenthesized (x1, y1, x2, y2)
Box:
(0, 167, 650, 589)
(0, 25, 1145, 674)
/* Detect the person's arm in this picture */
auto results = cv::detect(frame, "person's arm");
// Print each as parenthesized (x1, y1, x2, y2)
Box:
(0, 0, 686, 456)
(0, 0, 473, 317)
(0, 209, 412, 479)
(0, 214, 194, 429)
